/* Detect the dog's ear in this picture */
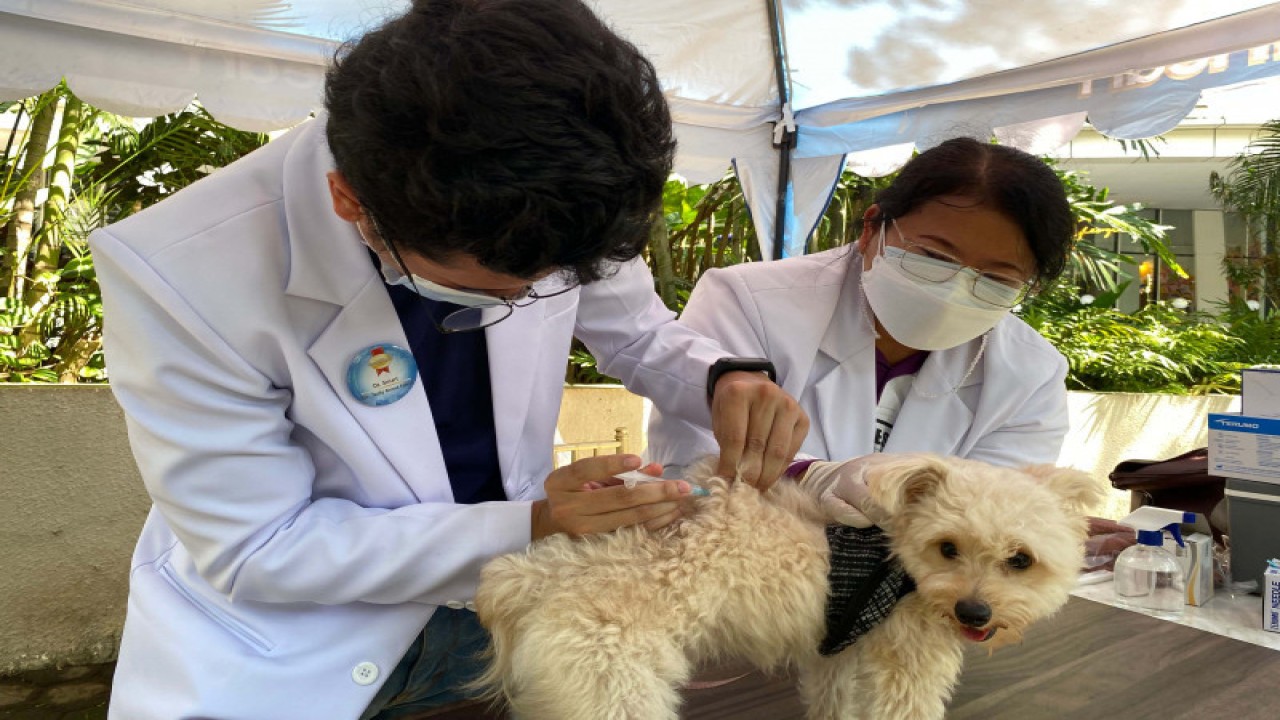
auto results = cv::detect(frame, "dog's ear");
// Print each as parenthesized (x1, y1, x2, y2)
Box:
(1020, 464, 1106, 515)
(866, 453, 950, 517)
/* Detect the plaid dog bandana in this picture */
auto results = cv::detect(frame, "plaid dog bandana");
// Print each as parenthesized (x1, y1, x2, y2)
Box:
(820, 525, 916, 656)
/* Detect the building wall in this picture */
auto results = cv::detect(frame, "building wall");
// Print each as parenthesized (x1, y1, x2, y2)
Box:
(0, 385, 147, 674)
(1056, 123, 1266, 314)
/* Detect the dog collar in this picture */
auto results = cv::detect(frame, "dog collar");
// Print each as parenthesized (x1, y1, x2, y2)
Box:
(819, 525, 916, 657)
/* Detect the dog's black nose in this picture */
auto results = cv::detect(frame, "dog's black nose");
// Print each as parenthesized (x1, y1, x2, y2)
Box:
(954, 599, 992, 627)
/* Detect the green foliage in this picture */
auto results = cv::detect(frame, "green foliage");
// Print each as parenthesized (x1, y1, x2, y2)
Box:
(645, 168, 890, 316)
(1052, 162, 1178, 291)
(1210, 119, 1280, 310)
(647, 173, 757, 315)
(564, 340, 621, 385)
(1112, 136, 1166, 162)
(1019, 282, 1276, 395)
(80, 106, 269, 223)
(1, 85, 268, 382)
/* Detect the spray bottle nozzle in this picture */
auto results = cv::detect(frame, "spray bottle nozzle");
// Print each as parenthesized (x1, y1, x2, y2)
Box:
(1120, 507, 1196, 548)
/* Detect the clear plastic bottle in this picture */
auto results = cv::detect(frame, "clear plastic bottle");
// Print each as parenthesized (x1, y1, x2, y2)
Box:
(1114, 530, 1185, 618)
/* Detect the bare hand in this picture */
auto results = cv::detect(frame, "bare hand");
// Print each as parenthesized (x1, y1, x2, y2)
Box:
(711, 371, 808, 489)
(531, 454, 693, 541)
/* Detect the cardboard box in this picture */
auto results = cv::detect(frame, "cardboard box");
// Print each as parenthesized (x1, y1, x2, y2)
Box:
(1207, 413, 1280, 486)
(1164, 532, 1213, 606)
(1243, 367, 1280, 419)
(1265, 563, 1280, 633)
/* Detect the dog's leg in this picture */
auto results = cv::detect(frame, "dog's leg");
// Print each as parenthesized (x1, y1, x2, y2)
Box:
(503, 623, 689, 720)
(797, 650, 872, 720)
(855, 598, 964, 720)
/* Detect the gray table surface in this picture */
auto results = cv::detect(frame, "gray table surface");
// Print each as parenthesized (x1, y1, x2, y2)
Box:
(425, 596, 1280, 719)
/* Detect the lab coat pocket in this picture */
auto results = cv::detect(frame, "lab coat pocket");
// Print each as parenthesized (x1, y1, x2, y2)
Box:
(158, 560, 276, 654)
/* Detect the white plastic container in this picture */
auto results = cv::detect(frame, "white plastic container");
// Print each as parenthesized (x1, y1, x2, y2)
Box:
(1114, 540, 1186, 617)
(1113, 507, 1194, 618)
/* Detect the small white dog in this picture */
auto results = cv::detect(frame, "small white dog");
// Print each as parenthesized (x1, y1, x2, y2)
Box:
(473, 453, 1102, 720)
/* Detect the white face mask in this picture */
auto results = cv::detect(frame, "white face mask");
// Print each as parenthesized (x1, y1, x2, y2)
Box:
(385, 266, 510, 308)
(356, 220, 509, 308)
(861, 223, 1011, 351)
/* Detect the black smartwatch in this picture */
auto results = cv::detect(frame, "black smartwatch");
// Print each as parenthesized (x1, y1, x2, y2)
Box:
(706, 357, 777, 404)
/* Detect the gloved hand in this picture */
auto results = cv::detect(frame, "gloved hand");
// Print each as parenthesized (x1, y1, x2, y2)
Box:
(798, 455, 893, 528)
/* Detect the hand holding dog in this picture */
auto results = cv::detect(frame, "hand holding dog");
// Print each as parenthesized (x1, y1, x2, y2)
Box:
(801, 454, 894, 528)
(531, 454, 693, 541)
(711, 371, 809, 489)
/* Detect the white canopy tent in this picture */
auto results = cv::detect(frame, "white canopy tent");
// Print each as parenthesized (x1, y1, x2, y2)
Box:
(3, 0, 1280, 258)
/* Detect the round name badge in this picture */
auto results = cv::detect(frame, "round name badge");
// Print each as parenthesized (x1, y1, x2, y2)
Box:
(346, 344, 418, 407)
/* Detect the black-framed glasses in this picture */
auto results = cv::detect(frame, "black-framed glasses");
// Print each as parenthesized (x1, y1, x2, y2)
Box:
(369, 214, 578, 333)
(884, 220, 1033, 309)
(430, 282, 579, 333)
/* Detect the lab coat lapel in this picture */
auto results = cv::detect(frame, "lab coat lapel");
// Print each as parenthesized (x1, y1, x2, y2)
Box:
(809, 261, 878, 461)
(882, 336, 984, 454)
(485, 301, 548, 486)
(305, 278, 452, 504)
(282, 117, 451, 503)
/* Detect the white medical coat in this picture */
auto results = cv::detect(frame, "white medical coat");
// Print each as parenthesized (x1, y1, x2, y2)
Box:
(646, 248, 1070, 471)
(91, 118, 725, 719)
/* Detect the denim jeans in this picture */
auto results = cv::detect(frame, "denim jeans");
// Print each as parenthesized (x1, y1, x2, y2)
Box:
(360, 607, 491, 719)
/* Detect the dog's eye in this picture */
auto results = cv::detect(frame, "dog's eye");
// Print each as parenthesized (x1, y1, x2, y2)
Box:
(939, 541, 959, 559)
(1007, 552, 1033, 570)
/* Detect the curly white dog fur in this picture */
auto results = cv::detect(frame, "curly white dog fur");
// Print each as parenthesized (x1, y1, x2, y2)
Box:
(473, 454, 1102, 720)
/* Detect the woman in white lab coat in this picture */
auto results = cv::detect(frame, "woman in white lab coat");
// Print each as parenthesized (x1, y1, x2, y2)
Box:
(648, 137, 1076, 512)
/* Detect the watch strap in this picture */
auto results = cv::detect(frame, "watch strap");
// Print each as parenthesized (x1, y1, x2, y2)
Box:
(706, 357, 777, 404)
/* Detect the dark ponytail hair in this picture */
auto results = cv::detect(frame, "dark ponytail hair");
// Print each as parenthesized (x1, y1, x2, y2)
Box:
(874, 137, 1075, 285)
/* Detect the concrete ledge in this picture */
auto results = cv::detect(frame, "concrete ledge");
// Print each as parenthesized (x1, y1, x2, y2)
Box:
(1057, 391, 1240, 519)
(556, 384, 649, 452)
(0, 385, 147, 675)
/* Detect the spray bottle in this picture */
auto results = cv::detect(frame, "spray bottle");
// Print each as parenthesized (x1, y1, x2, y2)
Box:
(1114, 507, 1195, 618)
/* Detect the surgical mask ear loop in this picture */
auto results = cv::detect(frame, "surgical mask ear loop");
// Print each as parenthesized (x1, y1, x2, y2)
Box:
(362, 217, 422, 296)
(855, 220, 893, 341)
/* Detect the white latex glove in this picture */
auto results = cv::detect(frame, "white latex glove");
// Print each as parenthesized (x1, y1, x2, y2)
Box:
(799, 455, 893, 528)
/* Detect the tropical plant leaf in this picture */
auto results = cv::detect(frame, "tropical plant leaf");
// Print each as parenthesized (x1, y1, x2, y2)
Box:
(1, 87, 268, 382)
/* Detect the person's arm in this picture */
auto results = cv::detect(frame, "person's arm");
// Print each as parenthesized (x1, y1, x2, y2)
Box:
(93, 228, 533, 607)
(642, 267, 767, 472)
(575, 259, 805, 486)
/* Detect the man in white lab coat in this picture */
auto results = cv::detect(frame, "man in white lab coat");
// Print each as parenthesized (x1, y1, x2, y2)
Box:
(92, 2, 806, 717)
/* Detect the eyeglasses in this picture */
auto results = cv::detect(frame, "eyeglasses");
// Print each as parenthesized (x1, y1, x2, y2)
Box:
(883, 220, 1032, 309)
(430, 282, 578, 333)
(370, 215, 578, 333)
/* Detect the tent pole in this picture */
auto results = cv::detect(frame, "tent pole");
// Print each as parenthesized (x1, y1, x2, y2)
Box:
(765, 0, 794, 260)
(771, 130, 794, 261)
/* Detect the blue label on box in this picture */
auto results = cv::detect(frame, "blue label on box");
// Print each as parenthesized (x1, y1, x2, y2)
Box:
(1209, 414, 1280, 436)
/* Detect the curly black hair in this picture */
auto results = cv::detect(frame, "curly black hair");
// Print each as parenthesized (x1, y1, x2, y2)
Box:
(873, 137, 1075, 286)
(324, 0, 675, 283)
